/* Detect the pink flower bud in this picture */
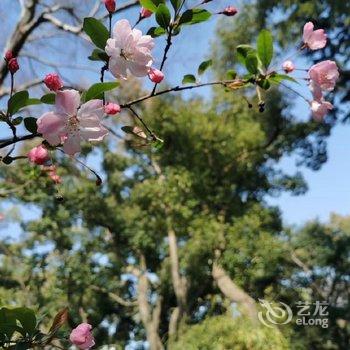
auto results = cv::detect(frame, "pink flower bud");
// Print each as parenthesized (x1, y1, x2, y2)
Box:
(70, 323, 95, 350)
(5, 50, 13, 61)
(105, 102, 121, 115)
(103, 0, 116, 13)
(28, 145, 49, 165)
(8, 58, 19, 74)
(44, 73, 63, 91)
(148, 68, 164, 84)
(140, 7, 153, 18)
(221, 6, 238, 16)
(282, 60, 295, 73)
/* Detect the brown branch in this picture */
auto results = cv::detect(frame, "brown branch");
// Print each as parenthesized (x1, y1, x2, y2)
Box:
(90, 285, 137, 307)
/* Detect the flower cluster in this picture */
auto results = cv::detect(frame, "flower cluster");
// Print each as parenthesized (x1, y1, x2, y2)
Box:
(282, 22, 338, 121)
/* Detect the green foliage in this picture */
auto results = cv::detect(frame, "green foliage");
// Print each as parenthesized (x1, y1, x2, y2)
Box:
(178, 9, 211, 26)
(84, 82, 119, 102)
(7, 91, 29, 116)
(182, 74, 196, 84)
(139, 0, 165, 12)
(171, 315, 290, 350)
(257, 29, 273, 70)
(88, 48, 109, 62)
(198, 59, 212, 75)
(155, 4, 171, 29)
(40, 93, 55, 104)
(83, 17, 109, 50)
(147, 26, 167, 37)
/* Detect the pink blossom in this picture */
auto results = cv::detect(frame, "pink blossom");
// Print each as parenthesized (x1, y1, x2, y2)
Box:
(43, 165, 62, 184)
(105, 19, 154, 80)
(310, 99, 333, 121)
(309, 60, 339, 91)
(28, 145, 49, 165)
(282, 60, 295, 73)
(105, 102, 121, 115)
(309, 80, 323, 101)
(36, 89, 108, 156)
(303, 22, 327, 50)
(4, 50, 13, 61)
(148, 68, 164, 83)
(8, 58, 19, 74)
(44, 73, 63, 91)
(221, 6, 238, 16)
(140, 7, 153, 18)
(69, 323, 95, 350)
(103, 0, 116, 13)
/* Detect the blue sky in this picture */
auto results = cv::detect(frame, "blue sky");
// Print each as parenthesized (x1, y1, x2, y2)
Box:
(0, 0, 349, 240)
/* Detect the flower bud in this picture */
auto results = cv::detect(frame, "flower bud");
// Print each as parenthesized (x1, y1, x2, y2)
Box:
(282, 60, 295, 73)
(148, 68, 164, 84)
(105, 102, 121, 115)
(4, 50, 13, 61)
(44, 73, 63, 91)
(28, 145, 49, 165)
(103, 0, 116, 13)
(8, 58, 19, 74)
(140, 7, 153, 18)
(221, 6, 238, 17)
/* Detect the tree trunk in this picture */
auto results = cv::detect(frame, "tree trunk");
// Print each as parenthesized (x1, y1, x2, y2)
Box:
(167, 226, 188, 338)
(212, 261, 258, 321)
(136, 254, 164, 350)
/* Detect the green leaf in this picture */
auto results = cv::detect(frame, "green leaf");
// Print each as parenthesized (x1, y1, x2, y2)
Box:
(83, 17, 109, 50)
(236, 45, 256, 65)
(88, 49, 109, 62)
(257, 29, 273, 70)
(41, 93, 56, 104)
(198, 59, 212, 75)
(7, 91, 29, 116)
(179, 9, 211, 25)
(257, 78, 271, 90)
(245, 53, 259, 74)
(24, 117, 38, 134)
(226, 69, 237, 79)
(147, 27, 167, 37)
(155, 4, 171, 29)
(182, 74, 196, 84)
(139, 0, 165, 12)
(12, 117, 23, 126)
(12, 308, 36, 336)
(0, 308, 17, 339)
(25, 98, 42, 107)
(84, 82, 120, 102)
(170, 0, 181, 12)
(269, 73, 298, 85)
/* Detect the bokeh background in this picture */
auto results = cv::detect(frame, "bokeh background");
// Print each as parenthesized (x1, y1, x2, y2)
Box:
(0, 0, 349, 349)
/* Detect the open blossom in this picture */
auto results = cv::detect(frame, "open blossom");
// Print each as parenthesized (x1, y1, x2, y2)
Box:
(105, 102, 121, 115)
(28, 145, 49, 165)
(303, 22, 327, 50)
(70, 323, 95, 350)
(310, 99, 333, 121)
(140, 7, 152, 18)
(309, 60, 339, 91)
(282, 60, 295, 73)
(309, 80, 323, 101)
(44, 73, 63, 91)
(36, 89, 108, 156)
(148, 67, 164, 83)
(105, 19, 154, 80)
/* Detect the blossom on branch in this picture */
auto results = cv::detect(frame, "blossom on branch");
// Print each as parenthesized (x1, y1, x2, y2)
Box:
(44, 73, 63, 92)
(310, 99, 333, 121)
(69, 323, 95, 349)
(105, 102, 121, 115)
(28, 145, 49, 165)
(140, 7, 153, 18)
(105, 19, 155, 80)
(282, 60, 295, 73)
(103, 0, 116, 13)
(148, 67, 164, 83)
(309, 60, 339, 91)
(37, 90, 108, 156)
(303, 22, 327, 50)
